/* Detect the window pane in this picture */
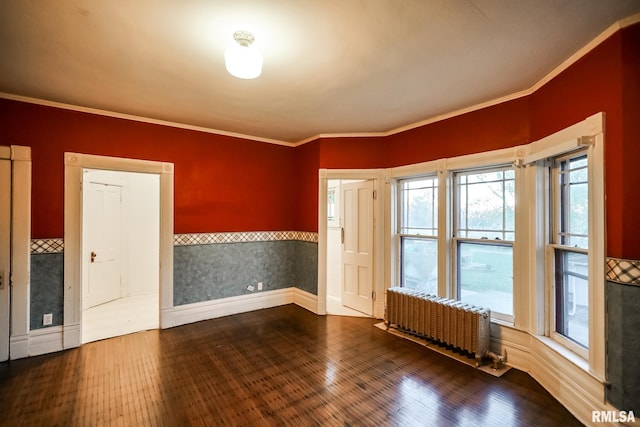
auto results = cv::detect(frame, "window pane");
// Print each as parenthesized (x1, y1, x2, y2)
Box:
(555, 250, 588, 348)
(401, 237, 438, 294)
(400, 178, 438, 236)
(505, 179, 515, 231)
(456, 168, 514, 240)
(458, 242, 513, 315)
(557, 154, 588, 249)
(568, 182, 588, 245)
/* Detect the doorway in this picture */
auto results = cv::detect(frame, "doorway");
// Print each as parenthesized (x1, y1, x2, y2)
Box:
(0, 156, 10, 360)
(326, 179, 374, 317)
(81, 169, 160, 343)
(63, 153, 174, 350)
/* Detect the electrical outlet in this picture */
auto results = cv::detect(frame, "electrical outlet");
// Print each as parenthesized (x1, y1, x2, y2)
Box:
(43, 313, 53, 326)
(257, 282, 263, 291)
(247, 285, 255, 292)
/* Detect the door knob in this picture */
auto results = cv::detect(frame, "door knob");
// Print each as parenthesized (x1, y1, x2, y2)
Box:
(90, 251, 97, 263)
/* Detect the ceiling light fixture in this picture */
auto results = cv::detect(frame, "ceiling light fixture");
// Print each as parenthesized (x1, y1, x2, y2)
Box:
(225, 30, 263, 79)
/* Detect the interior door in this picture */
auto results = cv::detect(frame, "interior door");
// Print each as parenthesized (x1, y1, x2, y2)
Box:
(83, 178, 123, 309)
(0, 157, 10, 361)
(341, 180, 374, 315)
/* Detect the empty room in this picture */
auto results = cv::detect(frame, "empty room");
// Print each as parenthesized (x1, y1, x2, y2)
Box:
(1, 1, 639, 426)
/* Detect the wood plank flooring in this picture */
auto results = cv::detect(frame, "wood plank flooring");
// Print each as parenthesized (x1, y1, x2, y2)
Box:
(0, 305, 582, 426)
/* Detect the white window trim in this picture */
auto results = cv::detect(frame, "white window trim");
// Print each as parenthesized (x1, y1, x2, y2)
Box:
(391, 149, 524, 319)
(387, 112, 605, 381)
(527, 115, 605, 381)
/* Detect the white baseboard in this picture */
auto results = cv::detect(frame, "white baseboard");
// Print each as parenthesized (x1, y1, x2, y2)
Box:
(292, 288, 319, 314)
(528, 336, 618, 427)
(20, 288, 319, 357)
(490, 323, 531, 372)
(489, 323, 622, 426)
(63, 322, 81, 350)
(10, 333, 29, 359)
(29, 326, 63, 356)
(374, 300, 385, 319)
(163, 288, 296, 328)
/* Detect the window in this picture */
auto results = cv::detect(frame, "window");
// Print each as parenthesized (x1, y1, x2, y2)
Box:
(398, 176, 438, 294)
(327, 187, 337, 223)
(552, 153, 589, 349)
(454, 167, 515, 318)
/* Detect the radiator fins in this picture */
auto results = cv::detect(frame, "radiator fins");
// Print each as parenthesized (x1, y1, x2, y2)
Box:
(384, 287, 491, 366)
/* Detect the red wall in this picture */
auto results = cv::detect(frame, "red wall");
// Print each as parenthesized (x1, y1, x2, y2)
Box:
(530, 32, 626, 258)
(1, 23, 638, 259)
(0, 99, 297, 237)
(621, 24, 640, 259)
(303, 24, 638, 259)
(386, 98, 531, 166)
(292, 140, 320, 233)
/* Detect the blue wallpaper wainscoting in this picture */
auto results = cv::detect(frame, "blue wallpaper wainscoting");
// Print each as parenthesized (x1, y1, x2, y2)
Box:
(173, 231, 317, 306)
(30, 239, 64, 330)
(605, 257, 640, 412)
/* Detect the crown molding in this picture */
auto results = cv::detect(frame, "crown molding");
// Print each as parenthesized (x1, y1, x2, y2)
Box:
(2, 13, 638, 148)
(0, 92, 296, 148)
(294, 12, 640, 146)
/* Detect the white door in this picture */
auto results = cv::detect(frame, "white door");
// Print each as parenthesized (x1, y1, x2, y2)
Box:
(83, 178, 123, 309)
(341, 180, 374, 315)
(0, 158, 10, 361)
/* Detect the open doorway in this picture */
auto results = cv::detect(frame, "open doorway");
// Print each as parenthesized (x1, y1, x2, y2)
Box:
(81, 169, 160, 343)
(0, 155, 10, 360)
(63, 153, 174, 350)
(326, 179, 373, 317)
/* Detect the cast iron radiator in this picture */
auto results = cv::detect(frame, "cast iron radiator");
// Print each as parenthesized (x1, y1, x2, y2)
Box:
(385, 287, 491, 365)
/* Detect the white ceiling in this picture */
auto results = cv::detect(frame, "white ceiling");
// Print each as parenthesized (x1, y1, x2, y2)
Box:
(1, 1, 639, 144)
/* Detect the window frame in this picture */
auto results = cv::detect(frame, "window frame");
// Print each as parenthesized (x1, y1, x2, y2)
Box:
(548, 149, 591, 359)
(396, 175, 439, 294)
(452, 165, 516, 322)
(530, 129, 605, 380)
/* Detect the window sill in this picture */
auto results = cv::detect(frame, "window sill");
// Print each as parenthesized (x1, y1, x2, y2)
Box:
(490, 317, 514, 328)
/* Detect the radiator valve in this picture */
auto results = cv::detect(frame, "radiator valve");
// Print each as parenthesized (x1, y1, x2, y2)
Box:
(486, 350, 505, 370)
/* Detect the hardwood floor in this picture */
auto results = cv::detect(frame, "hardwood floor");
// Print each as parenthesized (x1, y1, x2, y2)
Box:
(0, 305, 581, 426)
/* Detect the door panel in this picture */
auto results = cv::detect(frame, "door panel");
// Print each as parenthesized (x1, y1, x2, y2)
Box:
(341, 180, 374, 315)
(0, 158, 10, 361)
(83, 180, 123, 309)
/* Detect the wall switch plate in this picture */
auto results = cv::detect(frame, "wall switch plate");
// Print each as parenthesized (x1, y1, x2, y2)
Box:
(43, 313, 53, 326)
(247, 285, 255, 292)
(257, 282, 263, 291)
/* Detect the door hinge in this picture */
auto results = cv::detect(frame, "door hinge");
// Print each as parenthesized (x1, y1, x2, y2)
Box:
(372, 291, 376, 300)
(373, 190, 377, 200)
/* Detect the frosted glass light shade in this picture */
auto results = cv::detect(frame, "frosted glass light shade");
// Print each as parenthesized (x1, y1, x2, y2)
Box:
(225, 45, 263, 79)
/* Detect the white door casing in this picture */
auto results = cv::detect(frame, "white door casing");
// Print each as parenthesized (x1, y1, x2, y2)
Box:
(341, 180, 374, 315)
(82, 175, 123, 309)
(64, 153, 174, 350)
(0, 157, 10, 361)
